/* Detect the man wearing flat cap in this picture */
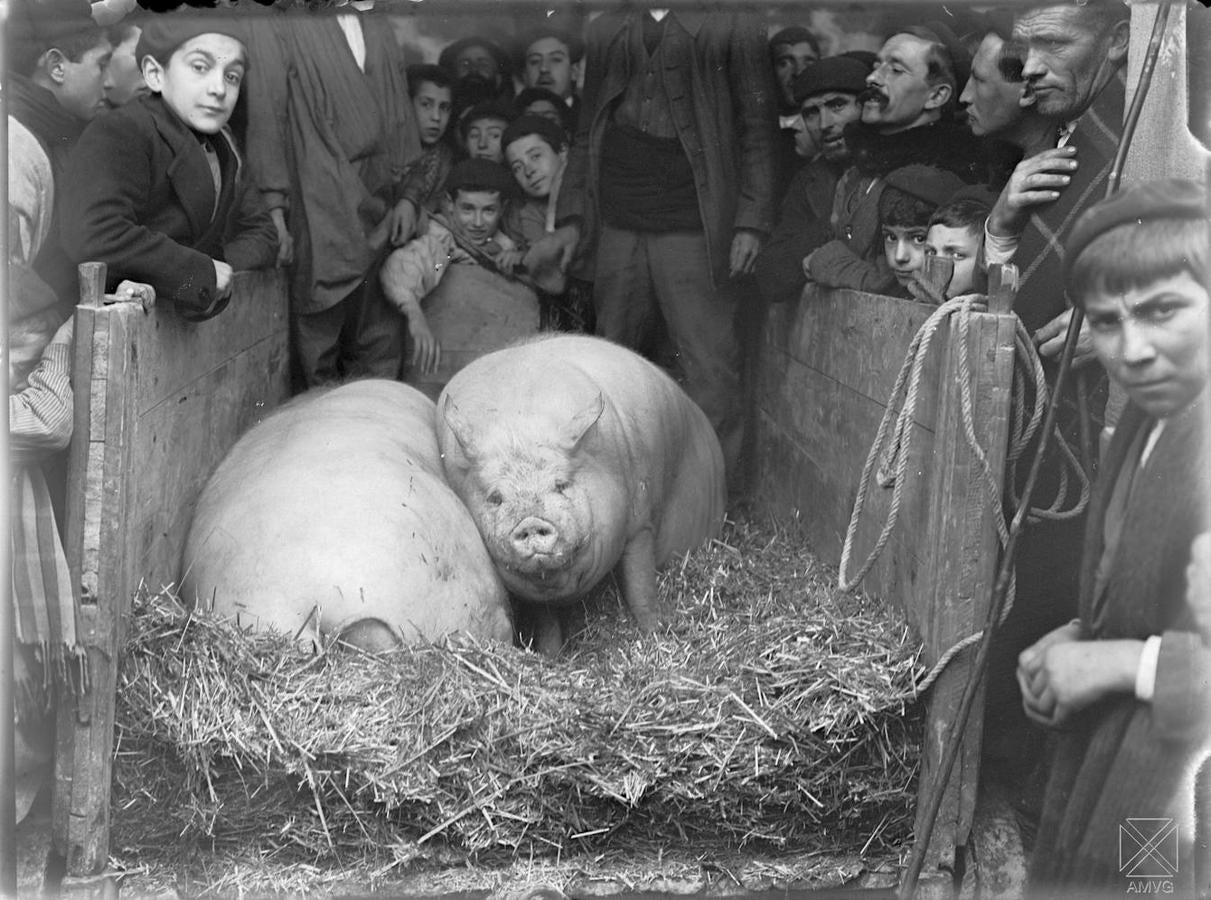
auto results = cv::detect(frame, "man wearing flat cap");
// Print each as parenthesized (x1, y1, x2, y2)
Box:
(756, 56, 867, 305)
(1017, 178, 1210, 896)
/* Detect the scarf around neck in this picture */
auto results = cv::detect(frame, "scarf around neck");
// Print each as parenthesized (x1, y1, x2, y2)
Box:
(9, 74, 86, 176)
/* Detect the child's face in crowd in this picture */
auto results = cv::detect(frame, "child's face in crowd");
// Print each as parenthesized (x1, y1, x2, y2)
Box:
(1083, 270, 1209, 419)
(505, 133, 566, 200)
(144, 34, 246, 134)
(883, 225, 929, 289)
(925, 223, 981, 297)
(524, 37, 576, 99)
(105, 27, 148, 108)
(448, 189, 503, 245)
(465, 116, 508, 164)
(58, 38, 114, 122)
(412, 81, 452, 147)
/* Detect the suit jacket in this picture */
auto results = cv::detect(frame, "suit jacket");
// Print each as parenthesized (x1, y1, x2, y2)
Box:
(754, 157, 844, 304)
(556, 10, 777, 286)
(60, 94, 277, 321)
(1029, 397, 1210, 894)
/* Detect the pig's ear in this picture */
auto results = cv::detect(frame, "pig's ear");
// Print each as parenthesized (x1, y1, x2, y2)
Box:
(560, 393, 604, 452)
(442, 396, 480, 461)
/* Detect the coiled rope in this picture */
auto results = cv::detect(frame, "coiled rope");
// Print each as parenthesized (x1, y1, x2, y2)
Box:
(837, 282, 1090, 695)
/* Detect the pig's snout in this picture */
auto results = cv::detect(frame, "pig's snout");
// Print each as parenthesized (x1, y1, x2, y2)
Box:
(511, 517, 560, 557)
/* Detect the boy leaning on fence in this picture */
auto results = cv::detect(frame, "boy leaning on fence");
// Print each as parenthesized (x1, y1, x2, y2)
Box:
(59, 13, 277, 323)
(1016, 178, 1210, 896)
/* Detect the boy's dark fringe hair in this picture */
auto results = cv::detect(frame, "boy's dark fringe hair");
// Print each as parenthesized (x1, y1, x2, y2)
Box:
(1069, 218, 1209, 306)
(879, 186, 936, 230)
(407, 63, 454, 99)
(928, 198, 991, 233)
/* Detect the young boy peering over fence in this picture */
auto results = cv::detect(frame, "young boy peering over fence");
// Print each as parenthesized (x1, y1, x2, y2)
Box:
(1017, 178, 1210, 896)
(60, 13, 277, 322)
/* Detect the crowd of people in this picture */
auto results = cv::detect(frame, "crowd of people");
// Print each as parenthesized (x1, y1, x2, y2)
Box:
(6, 0, 1209, 895)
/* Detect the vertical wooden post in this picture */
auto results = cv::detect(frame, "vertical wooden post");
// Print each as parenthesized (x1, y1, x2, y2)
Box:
(55, 262, 138, 890)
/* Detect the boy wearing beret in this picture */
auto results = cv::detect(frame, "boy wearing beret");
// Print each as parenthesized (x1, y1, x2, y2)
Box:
(1018, 179, 1210, 895)
(380, 159, 525, 377)
(60, 13, 277, 321)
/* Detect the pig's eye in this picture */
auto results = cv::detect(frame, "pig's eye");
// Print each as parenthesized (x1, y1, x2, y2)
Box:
(486, 490, 503, 506)
(554, 479, 571, 494)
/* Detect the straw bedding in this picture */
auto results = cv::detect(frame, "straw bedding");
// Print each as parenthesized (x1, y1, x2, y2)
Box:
(112, 518, 925, 869)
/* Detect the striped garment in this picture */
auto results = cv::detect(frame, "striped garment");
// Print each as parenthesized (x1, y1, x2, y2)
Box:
(9, 338, 83, 721)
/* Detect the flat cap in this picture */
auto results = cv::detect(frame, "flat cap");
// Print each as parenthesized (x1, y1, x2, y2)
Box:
(445, 158, 516, 197)
(1064, 177, 1209, 290)
(792, 56, 869, 103)
(884, 164, 967, 208)
(135, 11, 246, 65)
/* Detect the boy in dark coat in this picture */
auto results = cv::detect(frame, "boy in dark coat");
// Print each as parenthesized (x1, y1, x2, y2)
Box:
(1019, 178, 1210, 896)
(60, 14, 277, 322)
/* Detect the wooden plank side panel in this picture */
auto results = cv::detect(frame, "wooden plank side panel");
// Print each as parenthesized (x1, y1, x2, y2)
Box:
(759, 288, 1018, 873)
(758, 290, 939, 634)
(56, 269, 290, 877)
(131, 271, 290, 591)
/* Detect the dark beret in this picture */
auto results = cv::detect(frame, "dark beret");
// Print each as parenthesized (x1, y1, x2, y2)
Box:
(839, 49, 878, 73)
(135, 11, 246, 65)
(502, 114, 567, 153)
(514, 26, 585, 66)
(7, 0, 96, 49)
(439, 36, 512, 78)
(445, 159, 516, 197)
(1064, 178, 1209, 292)
(792, 56, 869, 103)
(884, 164, 967, 208)
(770, 26, 819, 52)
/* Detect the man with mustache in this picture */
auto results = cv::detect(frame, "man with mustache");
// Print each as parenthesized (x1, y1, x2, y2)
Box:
(755, 55, 868, 305)
(802, 23, 982, 293)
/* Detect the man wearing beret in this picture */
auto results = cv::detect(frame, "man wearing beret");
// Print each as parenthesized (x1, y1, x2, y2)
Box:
(243, 1, 422, 387)
(525, 8, 777, 496)
(756, 56, 867, 305)
(1017, 178, 1209, 896)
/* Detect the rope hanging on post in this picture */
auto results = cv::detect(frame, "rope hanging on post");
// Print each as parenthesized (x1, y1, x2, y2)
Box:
(838, 282, 1089, 696)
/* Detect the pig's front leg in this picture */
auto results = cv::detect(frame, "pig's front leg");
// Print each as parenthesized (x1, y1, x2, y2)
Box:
(617, 527, 664, 631)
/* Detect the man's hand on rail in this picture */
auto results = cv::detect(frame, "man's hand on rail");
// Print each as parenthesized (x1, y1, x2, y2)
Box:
(107, 280, 156, 312)
(1033, 307, 1096, 367)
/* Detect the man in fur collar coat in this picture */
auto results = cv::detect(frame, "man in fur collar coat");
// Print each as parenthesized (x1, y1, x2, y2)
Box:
(803, 24, 983, 292)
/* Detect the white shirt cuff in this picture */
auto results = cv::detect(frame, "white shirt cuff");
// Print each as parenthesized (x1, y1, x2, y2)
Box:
(983, 217, 1019, 266)
(1134, 634, 1163, 702)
